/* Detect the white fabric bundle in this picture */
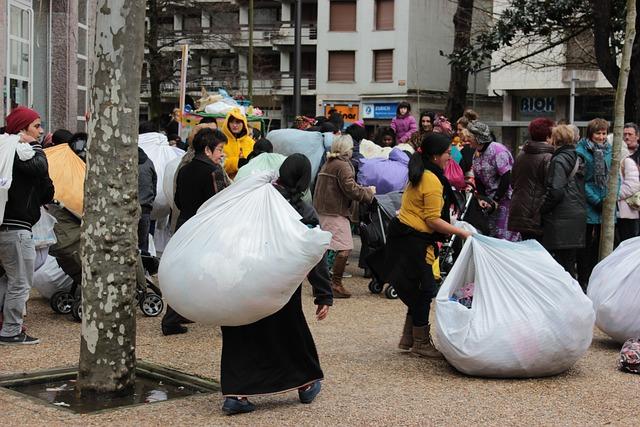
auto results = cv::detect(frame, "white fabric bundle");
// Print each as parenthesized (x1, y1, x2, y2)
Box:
(32, 255, 74, 299)
(158, 171, 331, 326)
(587, 236, 640, 343)
(138, 132, 184, 220)
(435, 235, 595, 378)
(267, 129, 333, 179)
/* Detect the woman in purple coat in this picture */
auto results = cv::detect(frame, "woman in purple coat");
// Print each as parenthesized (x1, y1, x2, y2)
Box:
(390, 102, 417, 145)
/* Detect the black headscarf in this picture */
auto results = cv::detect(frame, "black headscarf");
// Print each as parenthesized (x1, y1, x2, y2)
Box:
(420, 133, 457, 223)
(277, 153, 311, 210)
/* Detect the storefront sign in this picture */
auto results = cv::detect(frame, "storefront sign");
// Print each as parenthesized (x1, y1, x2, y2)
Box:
(324, 104, 360, 122)
(361, 103, 398, 119)
(520, 97, 555, 113)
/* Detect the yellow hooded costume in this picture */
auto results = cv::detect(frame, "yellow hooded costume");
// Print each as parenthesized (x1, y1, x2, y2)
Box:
(221, 108, 255, 177)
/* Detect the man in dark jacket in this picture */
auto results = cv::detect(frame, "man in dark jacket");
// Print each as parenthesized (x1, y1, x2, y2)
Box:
(138, 147, 157, 255)
(0, 107, 54, 345)
(508, 117, 556, 241)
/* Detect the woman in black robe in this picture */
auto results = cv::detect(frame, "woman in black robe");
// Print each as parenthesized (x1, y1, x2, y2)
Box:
(220, 153, 334, 415)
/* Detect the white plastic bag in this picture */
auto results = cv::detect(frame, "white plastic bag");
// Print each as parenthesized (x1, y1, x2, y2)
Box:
(32, 256, 74, 299)
(158, 171, 331, 326)
(267, 129, 333, 179)
(435, 235, 595, 378)
(32, 208, 58, 248)
(162, 155, 183, 212)
(138, 133, 184, 220)
(235, 152, 286, 181)
(587, 236, 640, 343)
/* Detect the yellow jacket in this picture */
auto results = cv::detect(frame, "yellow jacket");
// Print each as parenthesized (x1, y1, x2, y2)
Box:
(221, 108, 255, 178)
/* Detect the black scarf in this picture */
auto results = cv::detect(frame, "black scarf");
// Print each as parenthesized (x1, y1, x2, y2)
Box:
(423, 159, 455, 225)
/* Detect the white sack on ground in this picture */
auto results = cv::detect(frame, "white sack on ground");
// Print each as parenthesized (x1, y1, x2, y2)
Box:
(267, 129, 333, 179)
(587, 236, 640, 343)
(158, 171, 332, 326)
(138, 132, 184, 220)
(32, 255, 74, 299)
(435, 234, 595, 378)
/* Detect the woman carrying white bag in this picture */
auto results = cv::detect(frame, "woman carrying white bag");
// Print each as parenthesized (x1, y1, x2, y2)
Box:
(385, 134, 471, 358)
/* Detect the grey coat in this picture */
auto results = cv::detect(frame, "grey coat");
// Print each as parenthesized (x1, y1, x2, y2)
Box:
(138, 147, 157, 211)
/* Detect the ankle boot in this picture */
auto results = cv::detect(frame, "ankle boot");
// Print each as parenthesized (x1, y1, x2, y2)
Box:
(411, 325, 443, 358)
(398, 315, 413, 350)
(331, 252, 351, 298)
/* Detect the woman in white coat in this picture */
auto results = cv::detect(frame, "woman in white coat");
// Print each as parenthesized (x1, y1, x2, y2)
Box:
(617, 145, 640, 244)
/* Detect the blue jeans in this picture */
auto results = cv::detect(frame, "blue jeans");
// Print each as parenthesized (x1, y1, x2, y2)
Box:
(0, 229, 35, 336)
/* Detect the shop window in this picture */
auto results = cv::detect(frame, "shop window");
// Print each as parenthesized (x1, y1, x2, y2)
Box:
(328, 51, 355, 82)
(329, 1, 356, 32)
(77, 0, 90, 124)
(375, 0, 394, 31)
(373, 50, 393, 82)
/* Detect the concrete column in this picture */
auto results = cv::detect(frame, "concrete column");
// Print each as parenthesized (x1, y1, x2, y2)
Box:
(50, 0, 78, 132)
(502, 91, 513, 121)
(281, 2, 292, 22)
(239, 5, 248, 25)
(201, 11, 210, 30)
(239, 53, 247, 74)
(280, 51, 290, 73)
(0, 1, 7, 122)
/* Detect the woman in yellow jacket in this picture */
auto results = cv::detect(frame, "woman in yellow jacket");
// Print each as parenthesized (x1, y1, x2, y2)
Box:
(221, 108, 255, 178)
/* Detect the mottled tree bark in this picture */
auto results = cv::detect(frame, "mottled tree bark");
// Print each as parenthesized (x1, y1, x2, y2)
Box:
(77, 0, 146, 394)
(599, 0, 636, 260)
(445, 0, 474, 122)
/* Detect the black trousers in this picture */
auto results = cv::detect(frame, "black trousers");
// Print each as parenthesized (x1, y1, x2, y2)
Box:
(392, 261, 436, 328)
(577, 224, 601, 289)
(615, 218, 639, 247)
(552, 249, 577, 280)
(137, 211, 151, 256)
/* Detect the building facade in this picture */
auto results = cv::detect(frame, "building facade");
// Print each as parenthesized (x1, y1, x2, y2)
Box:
(1, 0, 95, 133)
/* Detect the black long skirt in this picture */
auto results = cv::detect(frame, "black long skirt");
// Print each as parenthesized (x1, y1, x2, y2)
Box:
(220, 286, 324, 397)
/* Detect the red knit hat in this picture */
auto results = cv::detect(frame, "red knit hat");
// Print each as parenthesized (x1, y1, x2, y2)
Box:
(5, 106, 40, 134)
(528, 117, 555, 142)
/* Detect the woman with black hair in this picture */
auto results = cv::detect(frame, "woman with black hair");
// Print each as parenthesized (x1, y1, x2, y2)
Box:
(245, 138, 273, 163)
(220, 154, 333, 415)
(386, 133, 471, 358)
(408, 111, 436, 150)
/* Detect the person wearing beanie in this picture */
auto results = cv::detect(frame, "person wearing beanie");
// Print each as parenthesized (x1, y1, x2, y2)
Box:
(381, 133, 471, 358)
(0, 106, 54, 345)
(508, 117, 556, 241)
(462, 120, 520, 241)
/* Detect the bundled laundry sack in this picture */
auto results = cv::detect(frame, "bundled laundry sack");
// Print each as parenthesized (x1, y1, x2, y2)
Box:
(32, 255, 74, 299)
(587, 236, 640, 343)
(158, 171, 332, 326)
(235, 152, 286, 181)
(44, 144, 86, 216)
(267, 129, 333, 178)
(162, 155, 184, 212)
(138, 132, 184, 220)
(357, 148, 409, 194)
(435, 234, 595, 377)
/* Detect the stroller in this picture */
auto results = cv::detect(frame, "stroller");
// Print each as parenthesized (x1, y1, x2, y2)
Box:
(360, 191, 403, 299)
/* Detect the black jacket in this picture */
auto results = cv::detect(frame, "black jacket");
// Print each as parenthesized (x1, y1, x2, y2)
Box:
(508, 140, 555, 236)
(540, 145, 587, 250)
(137, 147, 157, 212)
(273, 183, 333, 307)
(3, 144, 54, 230)
(174, 153, 230, 228)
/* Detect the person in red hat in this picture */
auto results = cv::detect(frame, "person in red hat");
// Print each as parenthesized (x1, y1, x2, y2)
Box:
(0, 106, 54, 345)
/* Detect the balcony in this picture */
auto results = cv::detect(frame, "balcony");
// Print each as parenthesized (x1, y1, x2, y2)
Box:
(271, 22, 317, 46)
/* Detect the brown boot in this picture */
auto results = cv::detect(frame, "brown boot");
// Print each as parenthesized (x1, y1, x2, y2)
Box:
(331, 252, 351, 298)
(411, 326, 443, 358)
(398, 315, 413, 350)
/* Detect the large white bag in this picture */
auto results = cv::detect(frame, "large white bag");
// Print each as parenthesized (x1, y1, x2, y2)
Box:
(587, 236, 640, 343)
(32, 255, 74, 299)
(162, 155, 184, 212)
(267, 129, 333, 179)
(158, 171, 331, 326)
(435, 235, 595, 378)
(138, 132, 184, 220)
(235, 152, 286, 181)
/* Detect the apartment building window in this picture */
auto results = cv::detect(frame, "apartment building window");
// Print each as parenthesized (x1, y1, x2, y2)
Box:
(375, 0, 394, 31)
(329, 1, 356, 32)
(373, 50, 393, 82)
(7, 1, 33, 112)
(328, 51, 355, 82)
(77, 0, 89, 130)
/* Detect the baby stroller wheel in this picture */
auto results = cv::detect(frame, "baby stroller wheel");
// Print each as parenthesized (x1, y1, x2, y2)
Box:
(368, 279, 384, 294)
(50, 291, 74, 314)
(71, 299, 82, 322)
(385, 285, 398, 299)
(140, 293, 164, 317)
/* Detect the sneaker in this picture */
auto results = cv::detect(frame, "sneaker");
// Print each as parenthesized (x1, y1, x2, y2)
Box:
(342, 272, 353, 278)
(222, 397, 256, 415)
(298, 381, 321, 404)
(0, 332, 40, 345)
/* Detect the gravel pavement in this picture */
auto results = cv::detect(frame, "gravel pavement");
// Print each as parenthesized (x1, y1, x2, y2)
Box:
(1, 245, 638, 426)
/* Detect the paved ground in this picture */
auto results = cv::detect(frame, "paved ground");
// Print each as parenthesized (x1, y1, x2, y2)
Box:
(1, 246, 638, 426)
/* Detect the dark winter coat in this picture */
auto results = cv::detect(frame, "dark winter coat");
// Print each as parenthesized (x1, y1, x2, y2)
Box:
(313, 155, 374, 218)
(174, 153, 230, 228)
(3, 143, 54, 230)
(540, 145, 587, 250)
(137, 147, 157, 212)
(508, 140, 555, 236)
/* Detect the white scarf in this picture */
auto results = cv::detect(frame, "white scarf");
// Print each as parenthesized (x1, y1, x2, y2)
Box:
(0, 134, 35, 224)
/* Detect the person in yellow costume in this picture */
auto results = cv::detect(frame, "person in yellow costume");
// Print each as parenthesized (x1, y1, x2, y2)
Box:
(221, 108, 255, 178)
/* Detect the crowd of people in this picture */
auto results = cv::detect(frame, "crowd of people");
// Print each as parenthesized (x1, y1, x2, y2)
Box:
(1, 100, 639, 414)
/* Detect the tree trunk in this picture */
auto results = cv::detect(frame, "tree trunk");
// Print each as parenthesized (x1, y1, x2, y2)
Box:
(77, 0, 146, 394)
(599, 0, 636, 260)
(445, 0, 474, 121)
